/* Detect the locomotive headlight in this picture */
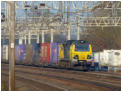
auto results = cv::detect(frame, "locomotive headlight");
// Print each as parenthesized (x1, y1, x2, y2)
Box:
(87, 55, 92, 59)
(74, 55, 78, 59)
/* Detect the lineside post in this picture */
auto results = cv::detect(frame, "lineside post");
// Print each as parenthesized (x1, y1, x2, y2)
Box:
(51, 29, 53, 43)
(36, 30, 39, 43)
(9, 1, 15, 91)
(67, 1, 70, 40)
(28, 31, 31, 44)
(42, 30, 45, 43)
(25, 35, 26, 44)
(77, 13, 80, 40)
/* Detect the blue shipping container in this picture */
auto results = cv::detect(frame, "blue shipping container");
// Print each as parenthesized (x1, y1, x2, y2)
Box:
(32, 44, 41, 64)
(15, 44, 26, 62)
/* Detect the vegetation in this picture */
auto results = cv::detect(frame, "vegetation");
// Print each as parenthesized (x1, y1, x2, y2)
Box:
(81, 2, 121, 51)
(81, 27, 121, 51)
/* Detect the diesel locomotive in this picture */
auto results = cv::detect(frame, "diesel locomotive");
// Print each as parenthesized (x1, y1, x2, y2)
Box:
(59, 40, 93, 70)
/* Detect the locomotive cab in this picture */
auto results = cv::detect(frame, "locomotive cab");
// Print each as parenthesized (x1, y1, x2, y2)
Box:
(70, 43, 93, 66)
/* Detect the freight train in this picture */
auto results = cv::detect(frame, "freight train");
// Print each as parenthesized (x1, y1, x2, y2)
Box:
(1, 40, 94, 71)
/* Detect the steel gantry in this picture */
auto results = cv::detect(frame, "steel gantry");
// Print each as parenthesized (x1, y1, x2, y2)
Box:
(1, 1, 121, 43)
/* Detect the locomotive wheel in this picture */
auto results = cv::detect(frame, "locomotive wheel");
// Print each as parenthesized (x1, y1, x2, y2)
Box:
(67, 61, 71, 68)
(82, 61, 89, 71)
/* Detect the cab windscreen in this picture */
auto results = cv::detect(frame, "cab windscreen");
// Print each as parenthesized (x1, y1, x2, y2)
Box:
(75, 44, 89, 51)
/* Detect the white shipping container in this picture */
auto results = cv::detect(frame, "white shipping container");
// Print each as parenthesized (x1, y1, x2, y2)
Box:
(103, 50, 111, 65)
(108, 50, 121, 67)
(94, 50, 121, 67)
(1, 46, 3, 60)
(2, 45, 8, 61)
(99, 52, 105, 65)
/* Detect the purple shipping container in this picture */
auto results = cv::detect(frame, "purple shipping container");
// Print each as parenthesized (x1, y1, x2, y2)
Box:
(15, 44, 26, 64)
(50, 43, 59, 64)
(15, 45, 19, 62)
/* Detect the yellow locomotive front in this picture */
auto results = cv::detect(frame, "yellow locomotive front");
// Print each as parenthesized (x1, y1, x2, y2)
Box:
(70, 43, 93, 64)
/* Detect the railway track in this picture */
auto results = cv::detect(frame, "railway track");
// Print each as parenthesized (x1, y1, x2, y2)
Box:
(2, 63, 121, 76)
(2, 64, 121, 91)
(2, 70, 108, 91)
(2, 72, 65, 91)
(3, 64, 121, 80)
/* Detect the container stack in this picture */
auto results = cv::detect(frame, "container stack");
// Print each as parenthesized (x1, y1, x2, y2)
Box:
(50, 43, 59, 64)
(32, 44, 41, 66)
(41, 43, 50, 65)
(24, 45, 33, 65)
(15, 45, 26, 64)
(94, 50, 121, 72)
(40, 43, 60, 66)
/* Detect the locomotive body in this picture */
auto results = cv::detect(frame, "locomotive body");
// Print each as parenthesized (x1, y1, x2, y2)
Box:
(59, 40, 93, 69)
